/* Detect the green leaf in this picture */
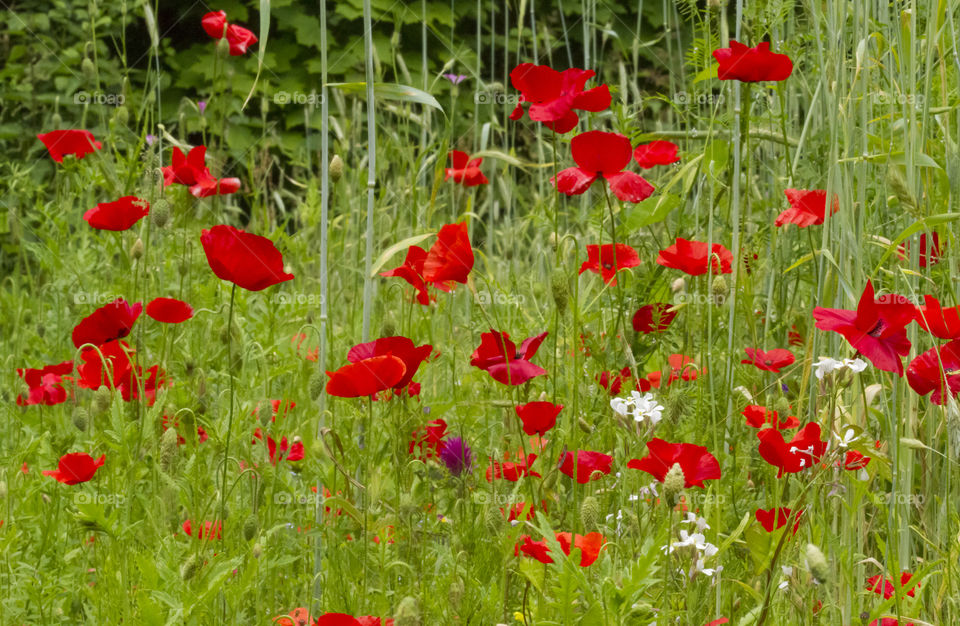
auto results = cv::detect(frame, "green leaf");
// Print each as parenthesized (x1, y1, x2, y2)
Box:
(623, 193, 680, 231)
(241, 0, 271, 110)
(328, 82, 445, 113)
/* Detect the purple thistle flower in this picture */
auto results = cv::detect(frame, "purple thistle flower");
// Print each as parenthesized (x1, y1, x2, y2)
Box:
(145, 134, 156, 146)
(443, 73, 468, 85)
(198, 101, 207, 114)
(439, 436, 472, 476)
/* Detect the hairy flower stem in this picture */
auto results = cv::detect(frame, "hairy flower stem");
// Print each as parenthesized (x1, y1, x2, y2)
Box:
(218, 282, 237, 538)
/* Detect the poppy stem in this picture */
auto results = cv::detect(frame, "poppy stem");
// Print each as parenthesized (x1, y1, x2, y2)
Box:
(218, 282, 237, 538)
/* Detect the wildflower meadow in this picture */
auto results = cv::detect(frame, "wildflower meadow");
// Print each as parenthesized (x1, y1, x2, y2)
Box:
(2, 0, 959, 624)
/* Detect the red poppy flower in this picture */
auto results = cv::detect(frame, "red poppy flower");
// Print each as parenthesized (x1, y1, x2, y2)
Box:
(596, 367, 633, 395)
(508, 63, 610, 133)
(579, 243, 641, 285)
(552, 131, 655, 203)
(486, 451, 540, 482)
(705, 620, 730, 626)
(812, 280, 914, 375)
(742, 405, 799, 430)
(37, 130, 101, 162)
(16, 361, 73, 406)
(712, 40, 793, 82)
(755, 507, 802, 534)
(842, 450, 870, 470)
(656, 237, 733, 276)
(516, 531, 605, 566)
(145, 297, 193, 323)
(162, 414, 208, 445)
(274, 608, 312, 626)
(558, 450, 613, 483)
(633, 141, 680, 169)
(200, 225, 294, 291)
(502, 501, 548, 522)
(42, 453, 105, 485)
(515, 401, 562, 436)
(775, 189, 840, 228)
(325, 354, 406, 398)
(408, 418, 447, 460)
(914, 295, 960, 339)
(741, 347, 795, 373)
(76, 339, 132, 390)
(182, 519, 222, 540)
(422, 222, 474, 289)
(470, 329, 548, 385)
(757, 422, 827, 478)
(201, 10, 258, 56)
(72, 298, 142, 349)
(627, 439, 721, 488)
(869, 620, 912, 626)
(643, 354, 704, 390)
(632, 303, 678, 334)
(162, 146, 240, 197)
(867, 572, 918, 599)
(380, 245, 431, 305)
(906, 340, 960, 405)
(252, 428, 304, 465)
(83, 196, 150, 231)
(898, 232, 942, 267)
(788, 325, 805, 347)
(445, 150, 488, 186)
(347, 336, 432, 393)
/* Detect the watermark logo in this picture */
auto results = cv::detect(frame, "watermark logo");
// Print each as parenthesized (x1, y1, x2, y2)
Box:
(270, 291, 325, 306)
(74, 91, 125, 106)
(74, 291, 124, 305)
(275, 492, 322, 506)
(474, 92, 519, 105)
(475, 290, 525, 306)
(273, 91, 324, 106)
(472, 492, 524, 505)
(75, 492, 125, 505)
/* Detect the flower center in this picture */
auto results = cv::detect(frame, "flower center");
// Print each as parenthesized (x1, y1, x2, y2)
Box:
(867, 319, 887, 338)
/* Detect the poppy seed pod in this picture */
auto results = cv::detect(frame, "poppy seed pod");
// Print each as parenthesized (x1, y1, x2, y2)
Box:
(551, 271, 569, 315)
(580, 496, 600, 531)
(308, 372, 325, 400)
(93, 385, 113, 414)
(329, 155, 344, 182)
(805, 543, 829, 583)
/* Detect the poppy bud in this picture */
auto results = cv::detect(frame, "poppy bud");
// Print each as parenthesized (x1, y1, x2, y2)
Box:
(711, 275, 728, 305)
(51, 112, 63, 128)
(805, 543, 829, 583)
(73, 407, 88, 432)
(671, 277, 686, 293)
(130, 238, 144, 260)
(551, 271, 569, 315)
(81, 57, 96, 83)
(216, 36, 231, 58)
(329, 155, 344, 182)
(179, 259, 189, 276)
(773, 396, 791, 416)
(159, 426, 179, 473)
(151, 199, 171, 229)
(252, 543, 263, 558)
(93, 385, 112, 414)
(393, 595, 420, 626)
(180, 554, 200, 581)
(243, 514, 258, 541)
(663, 462, 685, 503)
(113, 105, 129, 126)
(483, 504, 503, 535)
(580, 496, 600, 531)
(578, 416, 593, 433)
(448, 578, 464, 607)
(381, 318, 396, 337)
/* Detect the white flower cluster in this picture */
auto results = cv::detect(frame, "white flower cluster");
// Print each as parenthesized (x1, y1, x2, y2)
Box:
(813, 357, 869, 380)
(611, 390, 664, 426)
(661, 514, 722, 579)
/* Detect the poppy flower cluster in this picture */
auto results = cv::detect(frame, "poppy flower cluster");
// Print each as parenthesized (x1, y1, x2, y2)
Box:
(381, 222, 474, 305)
(509, 63, 610, 133)
(552, 130, 655, 203)
(326, 336, 431, 399)
(757, 422, 827, 478)
(201, 10, 258, 56)
(163, 146, 241, 198)
(16, 361, 73, 406)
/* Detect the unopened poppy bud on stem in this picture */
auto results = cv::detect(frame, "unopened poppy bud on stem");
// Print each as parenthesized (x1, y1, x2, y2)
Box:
(81, 57, 96, 83)
(671, 277, 686, 293)
(94, 385, 112, 414)
(581, 496, 600, 531)
(243, 514, 258, 541)
(805, 543, 829, 583)
(329, 154, 344, 182)
(151, 199, 171, 229)
(73, 407, 88, 432)
(159, 426, 179, 473)
(711, 275, 728, 304)
(216, 36, 231, 58)
(774, 396, 792, 416)
(180, 554, 200, 581)
(551, 271, 569, 315)
(130, 238, 144, 260)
